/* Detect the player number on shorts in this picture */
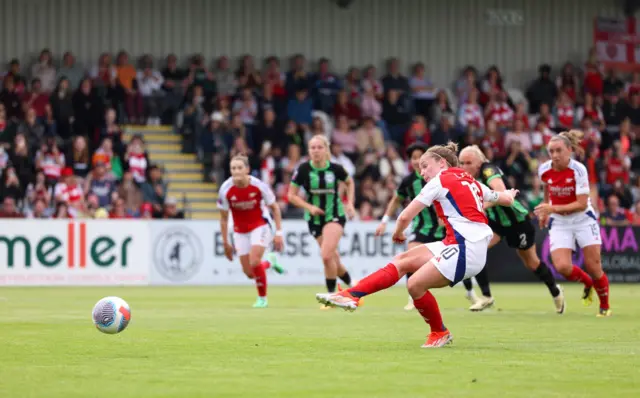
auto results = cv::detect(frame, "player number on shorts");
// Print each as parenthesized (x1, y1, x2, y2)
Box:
(441, 246, 459, 260)
(519, 233, 527, 248)
(461, 181, 483, 212)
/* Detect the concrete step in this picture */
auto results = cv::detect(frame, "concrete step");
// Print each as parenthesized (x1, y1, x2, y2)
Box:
(169, 181, 217, 192)
(150, 153, 197, 162)
(170, 190, 218, 200)
(124, 125, 173, 133)
(181, 202, 218, 211)
(161, 162, 203, 172)
(190, 211, 220, 220)
(147, 143, 182, 152)
(124, 134, 181, 144)
(166, 172, 204, 182)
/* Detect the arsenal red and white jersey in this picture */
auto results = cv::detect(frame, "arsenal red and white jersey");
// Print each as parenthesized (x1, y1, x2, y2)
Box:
(217, 176, 276, 233)
(416, 168, 496, 245)
(54, 182, 84, 204)
(538, 159, 595, 223)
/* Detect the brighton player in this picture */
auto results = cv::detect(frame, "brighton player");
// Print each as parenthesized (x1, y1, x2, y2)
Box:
(534, 130, 611, 317)
(317, 142, 519, 347)
(288, 135, 356, 305)
(375, 142, 445, 311)
(458, 146, 565, 313)
(218, 155, 285, 308)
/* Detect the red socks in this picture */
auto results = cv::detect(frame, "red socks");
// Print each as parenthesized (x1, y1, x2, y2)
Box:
(260, 260, 271, 270)
(252, 263, 268, 297)
(566, 265, 593, 288)
(593, 273, 610, 310)
(413, 291, 446, 332)
(348, 264, 400, 298)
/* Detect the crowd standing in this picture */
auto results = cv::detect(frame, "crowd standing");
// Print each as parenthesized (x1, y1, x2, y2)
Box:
(1, 48, 640, 225)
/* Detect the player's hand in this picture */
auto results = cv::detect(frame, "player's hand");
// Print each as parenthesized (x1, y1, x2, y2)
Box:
(223, 243, 234, 261)
(391, 229, 406, 244)
(537, 214, 550, 229)
(375, 222, 387, 236)
(345, 204, 356, 220)
(273, 235, 284, 252)
(507, 188, 520, 198)
(308, 205, 325, 216)
(534, 202, 554, 218)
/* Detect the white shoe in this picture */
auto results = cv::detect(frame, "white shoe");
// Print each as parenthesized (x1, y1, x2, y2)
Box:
(469, 296, 495, 312)
(404, 296, 415, 311)
(315, 292, 359, 312)
(466, 290, 479, 305)
(553, 285, 566, 314)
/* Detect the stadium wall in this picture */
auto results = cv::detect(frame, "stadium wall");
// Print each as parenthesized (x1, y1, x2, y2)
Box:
(0, 0, 632, 88)
(0, 220, 638, 286)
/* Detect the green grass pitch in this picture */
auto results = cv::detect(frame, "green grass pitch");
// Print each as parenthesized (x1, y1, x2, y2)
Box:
(1, 285, 639, 398)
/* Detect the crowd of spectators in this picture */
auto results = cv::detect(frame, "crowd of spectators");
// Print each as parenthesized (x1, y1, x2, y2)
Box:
(1, 47, 640, 225)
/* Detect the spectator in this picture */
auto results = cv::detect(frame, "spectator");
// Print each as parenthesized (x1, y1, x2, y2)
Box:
(139, 202, 154, 219)
(57, 51, 85, 91)
(333, 90, 360, 128)
(216, 95, 232, 123)
(330, 142, 356, 177)
(531, 103, 555, 130)
(310, 116, 326, 138)
(556, 62, 580, 102)
(554, 91, 576, 130)
(620, 118, 632, 156)
(0, 197, 23, 218)
(583, 61, 604, 98)
(631, 202, 640, 225)
(526, 64, 557, 114)
(10, 134, 34, 189)
(27, 198, 50, 219)
(259, 142, 276, 186)
(287, 88, 313, 127)
(530, 119, 555, 152)
(581, 117, 602, 152)
(525, 177, 545, 210)
(361, 65, 383, 100)
(53, 201, 72, 218)
(215, 56, 238, 98)
(5, 59, 27, 95)
(383, 89, 411, 145)
(163, 196, 185, 219)
(343, 67, 361, 102)
(313, 58, 341, 113)
(360, 84, 382, 123)
(502, 141, 532, 191)
(504, 119, 533, 153)
(358, 200, 375, 221)
(409, 62, 436, 119)
(201, 112, 230, 184)
(187, 54, 216, 101)
(182, 85, 207, 152)
(404, 115, 431, 150)
(137, 55, 165, 125)
(1, 166, 22, 201)
(602, 91, 625, 140)
(456, 66, 478, 103)
(72, 78, 103, 138)
(604, 143, 630, 185)
(116, 51, 143, 124)
(603, 69, 624, 99)
(229, 114, 250, 149)
(236, 55, 261, 90)
(357, 117, 385, 155)
(457, 88, 484, 131)
(30, 49, 57, 93)
(513, 102, 530, 130)
(233, 87, 258, 126)
(110, 197, 132, 219)
(601, 195, 629, 226)
(124, 135, 149, 184)
(54, 167, 84, 212)
(481, 120, 506, 158)
(0, 76, 23, 120)
(625, 71, 640, 98)
(89, 53, 118, 105)
(85, 161, 116, 208)
(0, 141, 8, 174)
(625, 93, 640, 127)
(22, 78, 50, 120)
(101, 108, 124, 156)
(141, 165, 166, 217)
(378, 145, 405, 184)
(49, 77, 74, 140)
(331, 115, 358, 161)
(160, 54, 187, 124)
(484, 90, 514, 130)
(282, 121, 303, 150)
(263, 56, 286, 102)
(17, 108, 45, 153)
(430, 115, 457, 146)
(611, 178, 633, 209)
(430, 90, 454, 129)
(480, 66, 506, 104)
(92, 137, 117, 178)
(285, 54, 312, 95)
(0, 104, 15, 146)
(67, 135, 91, 180)
(381, 58, 410, 95)
(631, 175, 640, 205)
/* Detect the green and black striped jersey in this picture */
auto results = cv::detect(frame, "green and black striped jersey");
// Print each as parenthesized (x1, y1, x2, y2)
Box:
(479, 163, 529, 227)
(396, 171, 445, 239)
(291, 161, 349, 224)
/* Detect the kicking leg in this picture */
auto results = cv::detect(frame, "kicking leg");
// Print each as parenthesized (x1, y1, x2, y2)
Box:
(517, 245, 564, 314)
(403, 241, 423, 310)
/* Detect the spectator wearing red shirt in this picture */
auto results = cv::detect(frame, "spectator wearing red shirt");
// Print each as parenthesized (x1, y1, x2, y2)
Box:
(556, 62, 580, 102)
(604, 144, 631, 185)
(481, 120, 505, 158)
(624, 72, 640, 99)
(36, 137, 65, 186)
(583, 62, 604, 98)
(140, 202, 154, 219)
(344, 67, 361, 102)
(0, 197, 23, 218)
(54, 167, 85, 212)
(484, 91, 514, 130)
(22, 78, 49, 119)
(457, 89, 484, 131)
(110, 197, 133, 219)
(479, 66, 506, 105)
(553, 91, 575, 130)
(334, 90, 361, 128)
(361, 65, 383, 100)
(576, 93, 605, 131)
(403, 115, 430, 151)
(513, 102, 530, 130)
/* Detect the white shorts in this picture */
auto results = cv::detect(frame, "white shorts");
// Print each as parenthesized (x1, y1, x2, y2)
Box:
(549, 217, 601, 251)
(425, 236, 492, 286)
(233, 224, 273, 256)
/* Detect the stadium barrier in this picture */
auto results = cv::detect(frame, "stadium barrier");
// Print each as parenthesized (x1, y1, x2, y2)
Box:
(0, 220, 638, 286)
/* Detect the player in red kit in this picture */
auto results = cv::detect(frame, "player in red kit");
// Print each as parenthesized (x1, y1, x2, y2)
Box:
(317, 142, 519, 347)
(534, 130, 611, 317)
(218, 155, 285, 308)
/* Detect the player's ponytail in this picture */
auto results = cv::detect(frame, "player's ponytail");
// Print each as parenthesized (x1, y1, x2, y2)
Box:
(459, 145, 488, 163)
(553, 129, 585, 156)
(426, 141, 459, 167)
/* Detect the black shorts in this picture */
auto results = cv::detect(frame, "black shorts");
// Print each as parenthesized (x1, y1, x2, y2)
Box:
(410, 232, 442, 244)
(308, 217, 346, 238)
(489, 216, 536, 250)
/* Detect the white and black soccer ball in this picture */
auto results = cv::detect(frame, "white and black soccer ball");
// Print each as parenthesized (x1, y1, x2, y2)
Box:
(92, 296, 131, 334)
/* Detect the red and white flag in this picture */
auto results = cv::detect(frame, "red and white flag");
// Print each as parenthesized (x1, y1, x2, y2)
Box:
(593, 16, 640, 70)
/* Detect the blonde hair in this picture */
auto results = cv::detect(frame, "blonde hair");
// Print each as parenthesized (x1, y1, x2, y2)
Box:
(230, 154, 250, 167)
(550, 129, 584, 156)
(459, 145, 488, 163)
(426, 141, 459, 167)
(309, 135, 332, 162)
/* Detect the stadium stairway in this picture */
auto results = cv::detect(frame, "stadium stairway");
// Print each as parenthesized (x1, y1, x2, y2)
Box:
(123, 126, 219, 220)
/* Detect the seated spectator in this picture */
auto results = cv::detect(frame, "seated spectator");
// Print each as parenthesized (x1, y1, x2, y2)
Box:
(484, 91, 514, 130)
(330, 143, 356, 177)
(116, 51, 143, 124)
(26, 171, 51, 209)
(110, 197, 132, 219)
(139, 202, 154, 219)
(620, 118, 632, 155)
(187, 54, 216, 101)
(23, 78, 50, 120)
(36, 137, 65, 187)
(124, 135, 149, 184)
(556, 62, 580, 102)
(202, 112, 231, 184)
(229, 114, 250, 149)
(631, 175, 640, 205)
(54, 167, 84, 213)
(89, 53, 118, 105)
(513, 102, 530, 130)
(361, 65, 383, 100)
(430, 90, 454, 129)
(381, 58, 410, 96)
(67, 135, 91, 180)
(604, 143, 630, 185)
(53, 201, 72, 218)
(17, 108, 45, 153)
(581, 117, 602, 152)
(358, 200, 375, 221)
(409, 62, 437, 119)
(285, 54, 312, 96)
(5, 59, 27, 95)
(431, 115, 457, 147)
(259, 142, 276, 186)
(137, 55, 165, 125)
(625, 71, 640, 98)
(101, 108, 124, 156)
(383, 89, 411, 145)
(357, 117, 385, 155)
(85, 161, 116, 208)
(141, 165, 167, 217)
(1, 166, 22, 200)
(457, 88, 484, 132)
(252, 109, 278, 153)
(525, 177, 545, 210)
(602, 91, 625, 138)
(216, 95, 232, 123)
(282, 121, 303, 150)
(92, 137, 115, 174)
(481, 120, 506, 158)
(583, 61, 603, 98)
(310, 116, 326, 138)
(0, 196, 23, 218)
(214, 56, 237, 99)
(0, 143, 9, 175)
(0, 104, 16, 146)
(0, 76, 23, 120)
(236, 55, 261, 91)
(480, 66, 507, 105)
(49, 77, 74, 140)
(554, 91, 576, 130)
(160, 54, 187, 124)
(455, 66, 478, 103)
(360, 84, 382, 123)
(343, 67, 361, 102)
(601, 195, 629, 226)
(313, 58, 341, 113)
(631, 202, 640, 225)
(31, 49, 56, 93)
(72, 78, 103, 138)
(57, 52, 85, 91)
(403, 115, 430, 150)
(603, 69, 624, 99)
(531, 103, 555, 130)
(526, 64, 557, 114)
(611, 178, 633, 209)
(530, 119, 555, 152)
(233, 87, 258, 127)
(332, 115, 358, 160)
(504, 119, 533, 153)
(333, 90, 360, 128)
(262, 56, 286, 103)
(280, 143, 302, 176)
(27, 198, 50, 219)
(287, 88, 313, 128)
(625, 92, 640, 128)
(378, 145, 405, 184)
(10, 134, 34, 186)
(502, 141, 532, 190)
(163, 196, 185, 219)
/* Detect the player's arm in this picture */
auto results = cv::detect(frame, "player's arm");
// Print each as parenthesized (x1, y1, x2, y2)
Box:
(343, 176, 356, 218)
(220, 209, 230, 245)
(544, 194, 589, 214)
(480, 182, 518, 207)
(260, 180, 285, 252)
(287, 183, 323, 215)
(396, 199, 427, 234)
(536, 163, 589, 216)
(483, 175, 507, 209)
(393, 178, 439, 242)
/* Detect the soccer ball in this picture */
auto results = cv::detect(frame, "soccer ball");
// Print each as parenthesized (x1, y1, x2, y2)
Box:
(92, 296, 131, 334)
